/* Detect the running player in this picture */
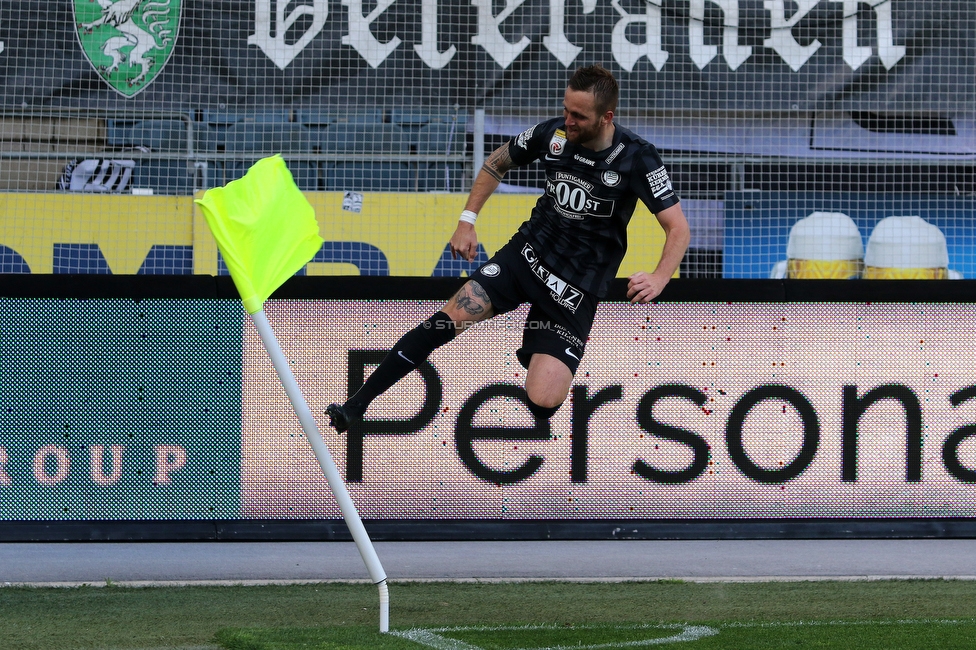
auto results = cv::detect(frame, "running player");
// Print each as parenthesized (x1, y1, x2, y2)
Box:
(327, 64, 690, 431)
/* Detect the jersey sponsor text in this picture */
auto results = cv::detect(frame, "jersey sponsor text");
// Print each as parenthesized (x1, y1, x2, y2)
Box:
(645, 166, 674, 198)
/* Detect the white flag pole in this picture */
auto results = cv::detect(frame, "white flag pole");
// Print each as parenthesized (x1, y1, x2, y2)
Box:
(250, 308, 390, 633)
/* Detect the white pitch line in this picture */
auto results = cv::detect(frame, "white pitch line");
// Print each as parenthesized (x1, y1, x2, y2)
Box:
(393, 618, 976, 650)
(520, 625, 719, 649)
(391, 628, 484, 650)
(391, 624, 719, 650)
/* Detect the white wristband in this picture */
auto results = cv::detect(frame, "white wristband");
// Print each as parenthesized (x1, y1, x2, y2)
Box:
(459, 210, 478, 225)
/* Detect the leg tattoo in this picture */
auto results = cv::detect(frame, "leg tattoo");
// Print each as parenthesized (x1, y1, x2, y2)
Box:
(450, 280, 492, 318)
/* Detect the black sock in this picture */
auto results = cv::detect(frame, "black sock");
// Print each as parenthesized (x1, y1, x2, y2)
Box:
(345, 311, 457, 417)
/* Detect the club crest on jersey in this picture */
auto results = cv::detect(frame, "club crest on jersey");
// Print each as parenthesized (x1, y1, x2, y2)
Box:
(550, 129, 567, 156)
(602, 170, 620, 186)
(480, 263, 501, 277)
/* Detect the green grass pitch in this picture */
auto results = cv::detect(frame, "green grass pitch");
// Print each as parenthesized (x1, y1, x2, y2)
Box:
(3, 579, 976, 649)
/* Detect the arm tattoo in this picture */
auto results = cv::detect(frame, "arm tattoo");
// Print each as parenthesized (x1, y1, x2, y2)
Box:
(451, 280, 492, 317)
(482, 145, 514, 182)
(481, 163, 503, 183)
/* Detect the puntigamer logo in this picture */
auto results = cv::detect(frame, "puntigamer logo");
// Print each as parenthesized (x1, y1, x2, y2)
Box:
(74, 0, 181, 97)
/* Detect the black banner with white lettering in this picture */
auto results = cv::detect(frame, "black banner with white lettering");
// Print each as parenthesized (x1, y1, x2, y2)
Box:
(0, 1, 972, 112)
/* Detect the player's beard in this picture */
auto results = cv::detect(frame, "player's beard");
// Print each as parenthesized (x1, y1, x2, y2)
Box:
(566, 123, 602, 148)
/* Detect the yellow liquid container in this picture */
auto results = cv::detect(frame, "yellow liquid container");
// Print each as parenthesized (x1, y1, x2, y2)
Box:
(864, 216, 950, 280)
(783, 212, 864, 279)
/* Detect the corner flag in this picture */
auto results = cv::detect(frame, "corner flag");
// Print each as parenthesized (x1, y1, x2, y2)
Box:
(195, 154, 323, 313)
(195, 156, 390, 632)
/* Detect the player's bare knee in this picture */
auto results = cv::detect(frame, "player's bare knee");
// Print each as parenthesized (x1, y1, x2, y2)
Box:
(526, 395, 562, 420)
(525, 356, 573, 408)
(525, 384, 568, 413)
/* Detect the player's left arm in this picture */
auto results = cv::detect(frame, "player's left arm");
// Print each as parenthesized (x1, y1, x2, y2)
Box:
(627, 202, 691, 304)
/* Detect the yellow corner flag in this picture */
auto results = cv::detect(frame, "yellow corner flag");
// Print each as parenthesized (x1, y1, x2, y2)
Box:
(195, 155, 324, 314)
(196, 156, 389, 632)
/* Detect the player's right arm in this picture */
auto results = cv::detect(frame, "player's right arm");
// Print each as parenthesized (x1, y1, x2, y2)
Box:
(450, 143, 518, 262)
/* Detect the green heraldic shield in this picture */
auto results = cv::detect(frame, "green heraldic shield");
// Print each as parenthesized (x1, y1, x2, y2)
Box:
(73, 0, 181, 97)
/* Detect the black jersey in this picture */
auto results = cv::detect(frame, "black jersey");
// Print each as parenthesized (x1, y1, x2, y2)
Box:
(507, 117, 680, 298)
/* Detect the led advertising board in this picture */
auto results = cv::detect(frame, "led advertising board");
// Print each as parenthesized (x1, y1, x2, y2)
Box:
(243, 299, 976, 521)
(3, 290, 975, 528)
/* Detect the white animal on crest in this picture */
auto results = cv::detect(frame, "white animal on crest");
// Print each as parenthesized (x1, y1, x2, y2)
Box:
(81, 0, 164, 87)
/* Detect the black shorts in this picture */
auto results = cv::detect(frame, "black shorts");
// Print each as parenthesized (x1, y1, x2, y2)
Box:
(472, 233, 598, 374)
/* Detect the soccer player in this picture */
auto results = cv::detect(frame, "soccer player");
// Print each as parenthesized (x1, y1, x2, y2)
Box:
(327, 64, 690, 432)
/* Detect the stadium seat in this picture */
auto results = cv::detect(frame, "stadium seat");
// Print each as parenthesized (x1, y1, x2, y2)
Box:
(129, 161, 193, 195)
(317, 121, 408, 154)
(105, 119, 139, 147)
(195, 111, 292, 188)
(296, 108, 385, 127)
(294, 110, 338, 136)
(223, 121, 319, 191)
(125, 119, 194, 194)
(391, 111, 469, 191)
(319, 122, 417, 192)
(196, 110, 292, 148)
(98, 118, 195, 194)
(388, 110, 434, 128)
(191, 129, 225, 189)
(124, 119, 189, 152)
(389, 109, 467, 129)
(416, 121, 466, 192)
